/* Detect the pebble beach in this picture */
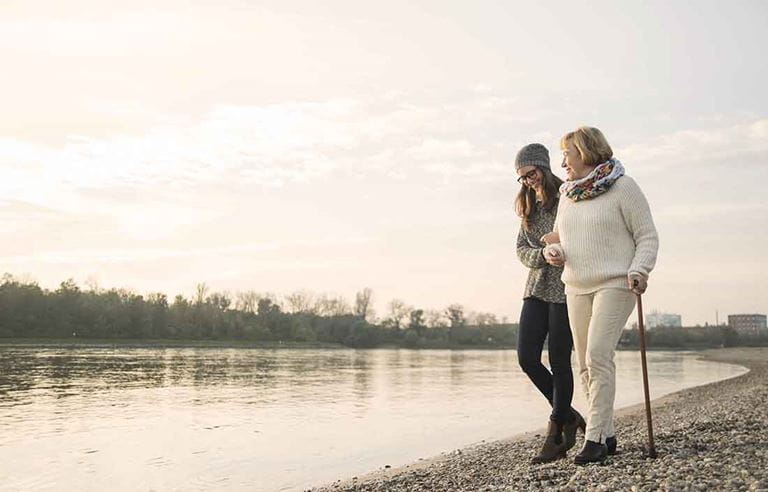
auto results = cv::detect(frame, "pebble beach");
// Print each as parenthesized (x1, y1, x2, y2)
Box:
(313, 348, 768, 491)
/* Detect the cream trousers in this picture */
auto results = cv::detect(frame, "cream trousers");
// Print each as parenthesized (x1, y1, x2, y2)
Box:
(567, 288, 636, 443)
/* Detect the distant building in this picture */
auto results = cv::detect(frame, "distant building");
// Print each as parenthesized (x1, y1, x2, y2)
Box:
(646, 312, 682, 329)
(728, 314, 767, 335)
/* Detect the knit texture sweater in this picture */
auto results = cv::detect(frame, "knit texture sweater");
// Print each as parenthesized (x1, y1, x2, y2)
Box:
(554, 175, 659, 295)
(516, 200, 567, 304)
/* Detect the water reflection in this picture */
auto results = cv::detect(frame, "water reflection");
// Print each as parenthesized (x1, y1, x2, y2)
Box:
(0, 348, 384, 408)
(0, 347, 747, 492)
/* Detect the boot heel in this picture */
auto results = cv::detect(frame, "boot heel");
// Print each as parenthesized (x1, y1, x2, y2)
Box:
(564, 411, 587, 450)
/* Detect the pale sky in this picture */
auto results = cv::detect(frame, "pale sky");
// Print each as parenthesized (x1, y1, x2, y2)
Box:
(1, 0, 766, 325)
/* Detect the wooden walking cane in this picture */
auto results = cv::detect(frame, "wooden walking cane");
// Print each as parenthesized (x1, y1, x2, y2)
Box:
(635, 293, 657, 458)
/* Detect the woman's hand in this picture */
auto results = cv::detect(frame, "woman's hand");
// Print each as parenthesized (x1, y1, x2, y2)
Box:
(628, 272, 648, 294)
(546, 256, 565, 267)
(544, 244, 565, 267)
(540, 232, 560, 245)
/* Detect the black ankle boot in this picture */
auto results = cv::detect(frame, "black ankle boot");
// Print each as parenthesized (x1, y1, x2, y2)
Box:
(574, 440, 608, 465)
(562, 409, 586, 451)
(606, 436, 617, 455)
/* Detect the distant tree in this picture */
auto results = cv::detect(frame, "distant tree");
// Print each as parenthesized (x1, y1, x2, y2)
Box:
(315, 294, 351, 316)
(208, 291, 232, 311)
(354, 288, 374, 320)
(445, 303, 466, 341)
(408, 308, 426, 337)
(58, 278, 80, 295)
(194, 283, 209, 305)
(127, 294, 151, 338)
(235, 291, 260, 314)
(445, 304, 466, 328)
(285, 290, 317, 314)
(403, 328, 420, 348)
(147, 292, 169, 338)
(425, 309, 447, 328)
(85, 275, 101, 293)
(384, 299, 411, 330)
(473, 312, 498, 326)
(257, 298, 281, 317)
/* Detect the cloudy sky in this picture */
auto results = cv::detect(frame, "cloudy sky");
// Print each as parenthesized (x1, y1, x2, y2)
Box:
(1, 0, 766, 325)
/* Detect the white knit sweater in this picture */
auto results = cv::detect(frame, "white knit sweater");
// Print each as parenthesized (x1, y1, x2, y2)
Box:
(554, 175, 659, 295)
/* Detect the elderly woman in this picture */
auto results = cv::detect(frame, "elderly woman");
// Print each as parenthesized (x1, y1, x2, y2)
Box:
(514, 143, 585, 463)
(542, 127, 659, 464)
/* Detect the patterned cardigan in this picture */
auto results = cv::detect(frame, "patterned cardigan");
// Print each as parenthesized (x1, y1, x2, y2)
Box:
(516, 200, 566, 304)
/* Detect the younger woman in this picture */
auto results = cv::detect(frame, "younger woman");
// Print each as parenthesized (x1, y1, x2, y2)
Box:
(514, 143, 585, 463)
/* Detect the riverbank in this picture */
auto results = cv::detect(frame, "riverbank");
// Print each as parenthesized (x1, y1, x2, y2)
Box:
(5, 338, 758, 352)
(0, 338, 347, 349)
(314, 348, 768, 491)
(0, 338, 520, 350)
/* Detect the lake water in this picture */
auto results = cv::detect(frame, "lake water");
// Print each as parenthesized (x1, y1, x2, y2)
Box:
(0, 346, 747, 491)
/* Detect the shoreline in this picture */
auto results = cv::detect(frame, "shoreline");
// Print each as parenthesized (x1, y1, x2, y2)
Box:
(0, 338, 520, 351)
(1, 338, 754, 352)
(313, 347, 768, 491)
(0, 338, 348, 350)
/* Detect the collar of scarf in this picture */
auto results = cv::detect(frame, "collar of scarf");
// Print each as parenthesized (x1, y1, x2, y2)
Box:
(560, 158, 625, 202)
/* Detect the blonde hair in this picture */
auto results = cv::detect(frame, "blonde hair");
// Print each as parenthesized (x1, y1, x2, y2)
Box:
(559, 126, 613, 167)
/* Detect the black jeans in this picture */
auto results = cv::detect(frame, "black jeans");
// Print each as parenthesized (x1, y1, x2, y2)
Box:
(517, 297, 574, 424)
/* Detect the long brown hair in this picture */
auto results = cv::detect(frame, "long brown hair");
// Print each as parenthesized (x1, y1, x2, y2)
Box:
(515, 167, 563, 231)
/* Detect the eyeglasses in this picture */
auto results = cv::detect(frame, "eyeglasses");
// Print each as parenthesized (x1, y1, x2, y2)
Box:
(517, 169, 539, 184)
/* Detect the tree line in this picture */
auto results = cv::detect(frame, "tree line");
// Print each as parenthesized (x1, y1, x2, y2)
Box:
(1, 274, 764, 349)
(0, 275, 517, 348)
(619, 323, 768, 349)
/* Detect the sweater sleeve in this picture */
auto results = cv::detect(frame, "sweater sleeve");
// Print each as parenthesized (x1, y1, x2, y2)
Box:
(517, 226, 547, 269)
(619, 177, 659, 276)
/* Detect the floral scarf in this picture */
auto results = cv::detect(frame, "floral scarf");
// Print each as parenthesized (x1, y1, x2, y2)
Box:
(560, 158, 625, 202)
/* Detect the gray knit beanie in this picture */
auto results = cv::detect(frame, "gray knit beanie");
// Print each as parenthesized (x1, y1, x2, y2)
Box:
(515, 143, 550, 171)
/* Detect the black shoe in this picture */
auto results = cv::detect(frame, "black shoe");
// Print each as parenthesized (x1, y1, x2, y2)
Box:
(606, 436, 617, 455)
(574, 440, 608, 465)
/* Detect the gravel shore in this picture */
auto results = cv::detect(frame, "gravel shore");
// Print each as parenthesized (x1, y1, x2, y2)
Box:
(313, 348, 768, 491)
